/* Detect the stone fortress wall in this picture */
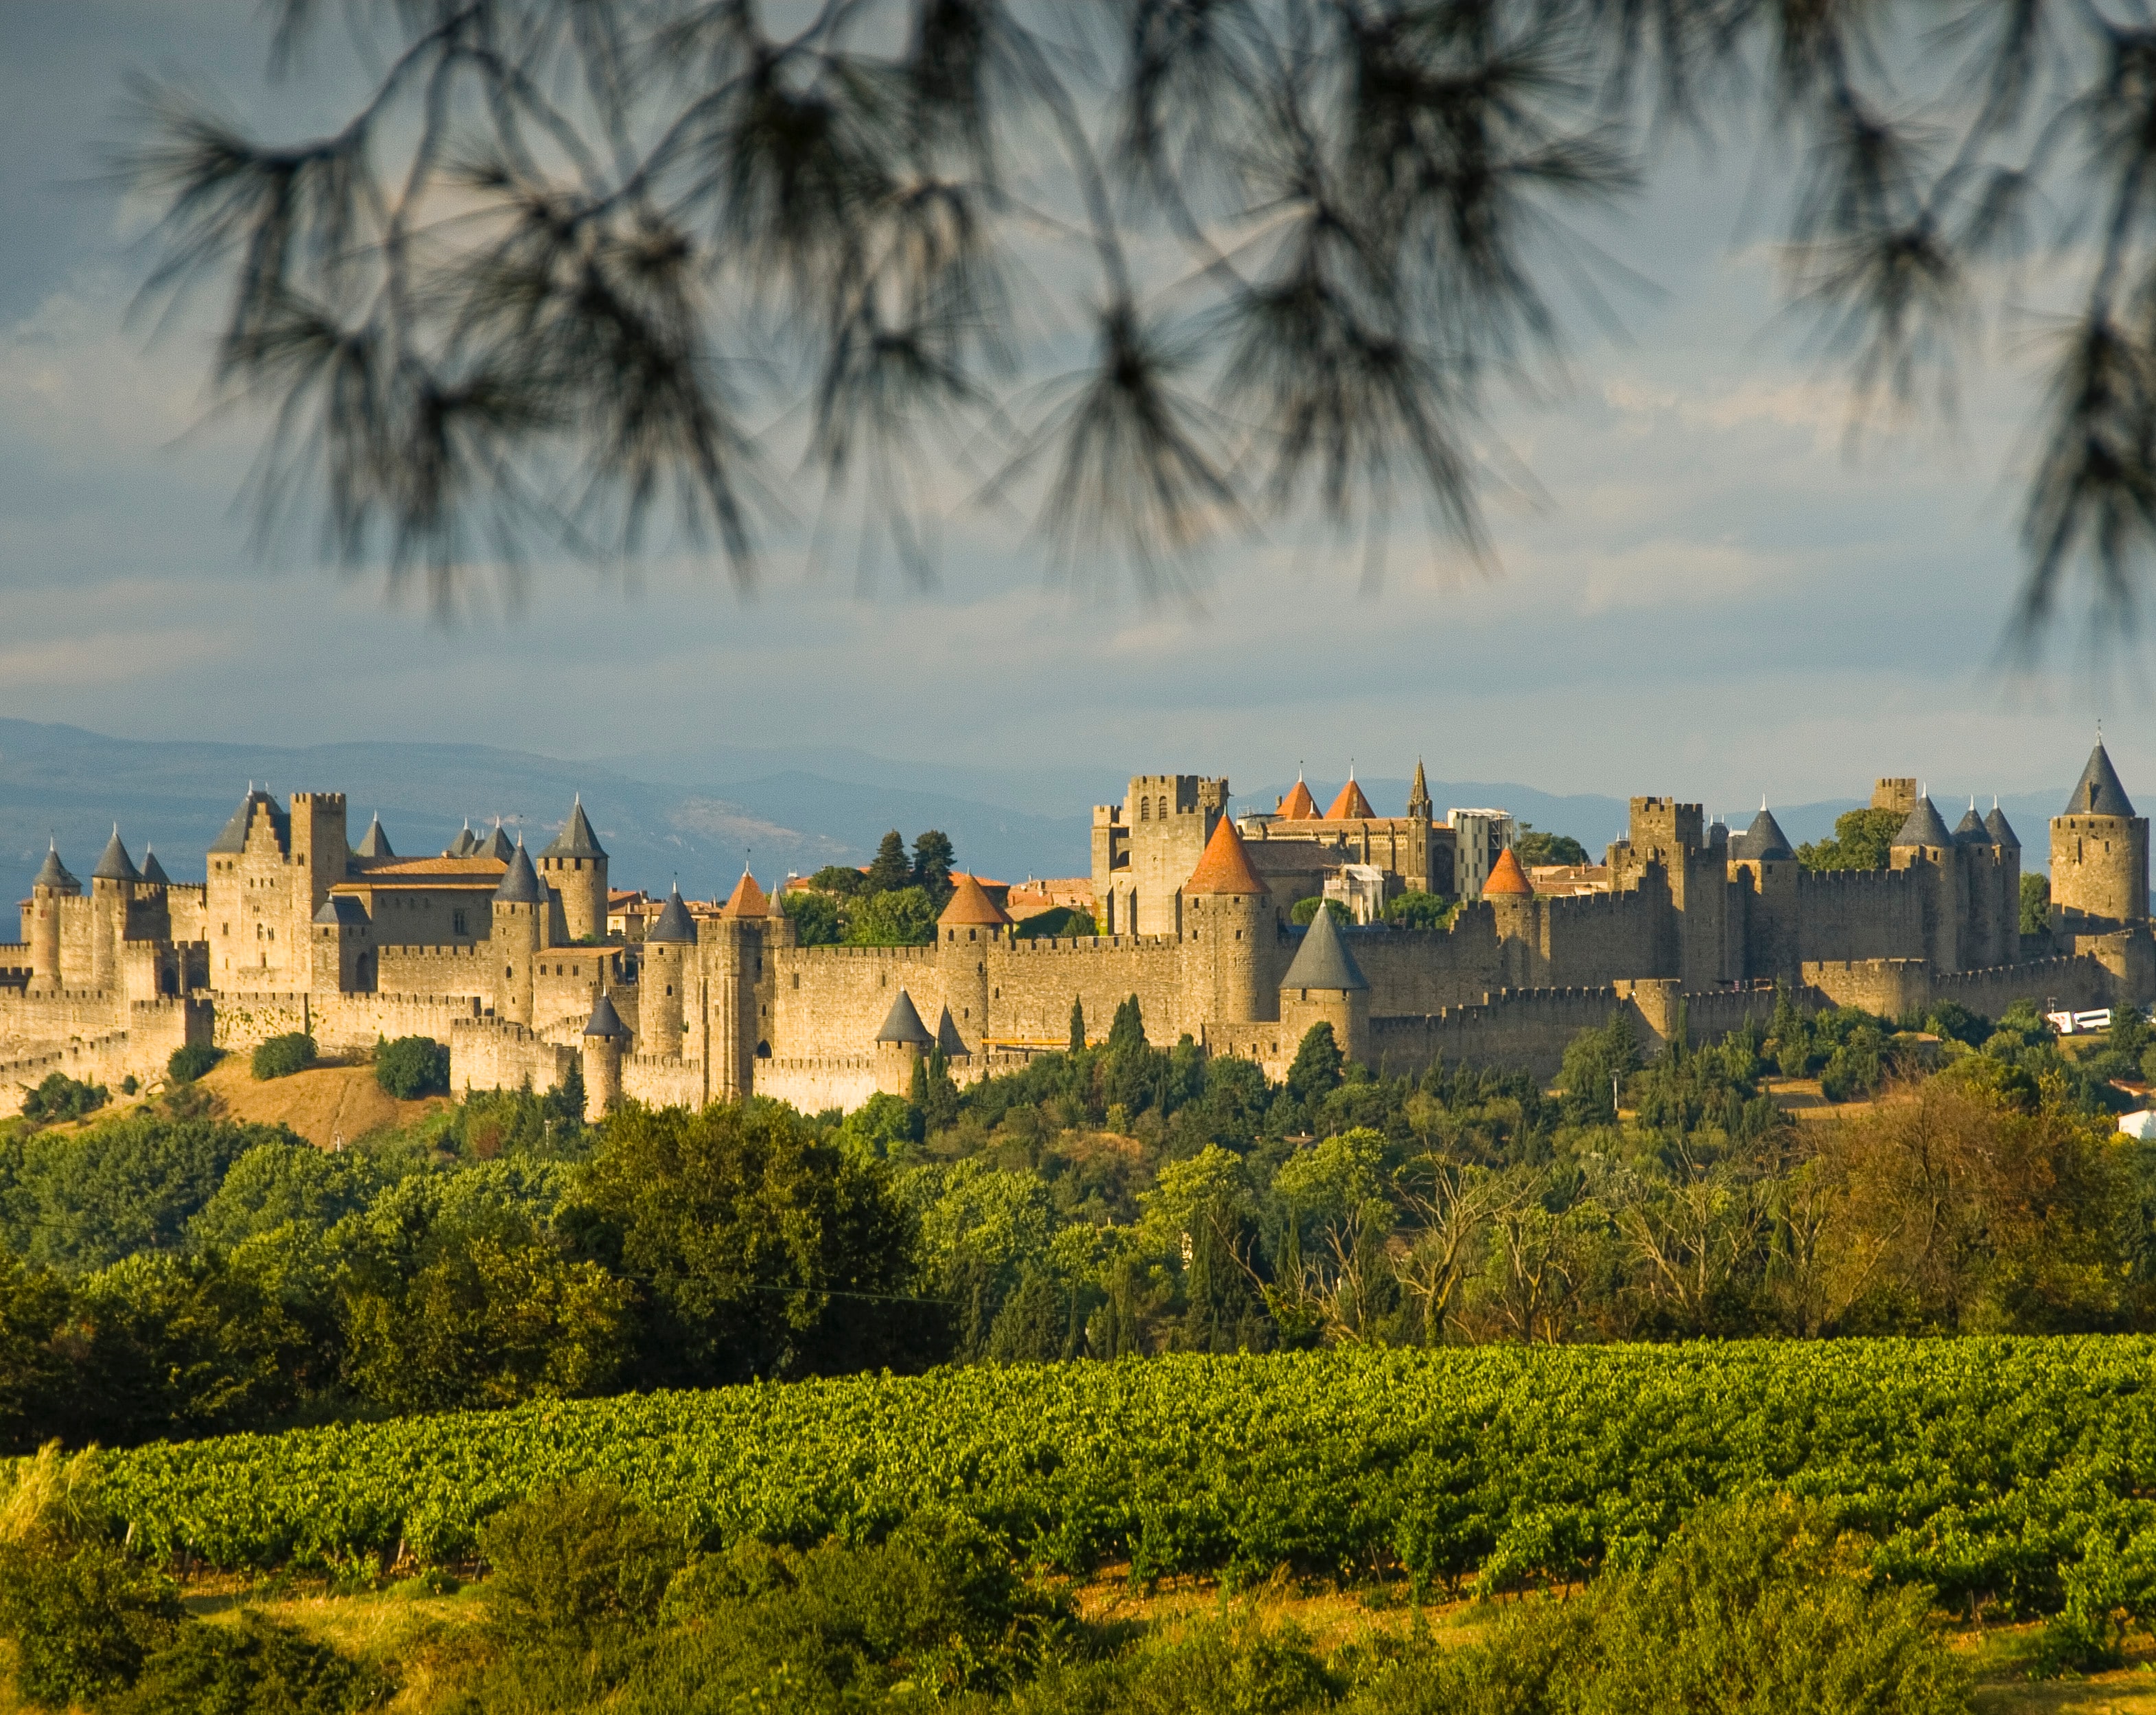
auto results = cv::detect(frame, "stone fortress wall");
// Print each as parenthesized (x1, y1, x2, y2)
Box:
(0, 742, 2146, 1119)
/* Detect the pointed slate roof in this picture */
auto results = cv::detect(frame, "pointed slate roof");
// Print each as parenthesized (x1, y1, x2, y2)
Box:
(208, 790, 283, 855)
(875, 989, 934, 1045)
(583, 993, 629, 1039)
(1954, 801, 1990, 844)
(1277, 774, 1319, 820)
(1893, 795, 1955, 849)
(93, 826, 139, 883)
(313, 897, 368, 928)
(1283, 901, 1370, 991)
(1184, 816, 1269, 896)
(493, 840, 543, 904)
(647, 884, 697, 943)
(1985, 802, 2021, 849)
(2065, 742, 2136, 818)
(447, 822, 478, 858)
(1738, 805, 1793, 862)
(478, 821, 514, 862)
(540, 795, 607, 860)
(1483, 847, 1534, 896)
(940, 871, 1012, 927)
(32, 842, 77, 892)
(935, 1004, 969, 1056)
(720, 868, 769, 919)
(1326, 772, 1376, 820)
(139, 847, 170, 886)
(353, 815, 394, 860)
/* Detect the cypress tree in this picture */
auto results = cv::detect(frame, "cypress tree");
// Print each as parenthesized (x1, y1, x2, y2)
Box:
(1068, 997, 1086, 1055)
(866, 829, 911, 893)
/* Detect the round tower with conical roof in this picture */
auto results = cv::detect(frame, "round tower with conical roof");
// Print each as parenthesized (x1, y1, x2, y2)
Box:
(1180, 816, 1274, 1024)
(581, 993, 629, 1120)
(874, 988, 935, 1095)
(27, 841, 78, 990)
(710, 867, 771, 1100)
(1279, 902, 1370, 1063)
(641, 884, 696, 1058)
(90, 826, 139, 991)
(492, 840, 546, 1026)
(538, 796, 609, 943)
(2051, 740, 2149, 936)
(1481, 844, 1538, 986)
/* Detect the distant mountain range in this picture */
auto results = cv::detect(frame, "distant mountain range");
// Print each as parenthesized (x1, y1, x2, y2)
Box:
(0, 719, 2081, 907)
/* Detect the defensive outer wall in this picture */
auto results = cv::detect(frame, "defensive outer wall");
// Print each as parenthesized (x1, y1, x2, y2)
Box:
(0, 752, 2146, 1118)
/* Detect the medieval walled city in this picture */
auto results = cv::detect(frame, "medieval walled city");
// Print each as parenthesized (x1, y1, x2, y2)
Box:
(2, 747, 2146, 1122)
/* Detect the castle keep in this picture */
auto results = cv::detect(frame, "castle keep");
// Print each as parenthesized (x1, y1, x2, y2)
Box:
(3, 743, 2148, 1117)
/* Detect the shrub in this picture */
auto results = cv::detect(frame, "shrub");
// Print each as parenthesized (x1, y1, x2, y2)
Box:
(111, 1611, 388, 1715)
(478, 1485, 686, 1644)
(19, 1073, 108, 1123)
(251, 1034, 316, 1080)
(374, 1035, 450, 1100)
(0, 1540, 183, 1707)
(167, 1043, 222, 1085)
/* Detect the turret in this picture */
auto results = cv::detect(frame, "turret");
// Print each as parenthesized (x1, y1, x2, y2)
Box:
(353, 814, 393, 861)
(90, 825, 139, 990)
(581, 992, 629, 1120)
(27, 841, 78, 989)
(641, 884, 696, 1059)
(711, 866, 771, 1099)
(2051, 740, 2149, 935)
(1890, 793, 1963, 969)
(937, 875, 1010, 1056)
(1279, 901, 1370, 1065)
(1180, 816, 1273, 1024)
(312, 897, 373, 993)
(491, 840, 545, 1026)
(874, 989, 934, 1095)
(1481, 844, 1536, 985)
(538, 796, 608, 943)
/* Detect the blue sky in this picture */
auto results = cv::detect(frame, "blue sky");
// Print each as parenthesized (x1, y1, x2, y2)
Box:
(0, 3, 2136, 822)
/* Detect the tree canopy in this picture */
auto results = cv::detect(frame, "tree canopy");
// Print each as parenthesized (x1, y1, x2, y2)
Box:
(115, 0, 2156, 636)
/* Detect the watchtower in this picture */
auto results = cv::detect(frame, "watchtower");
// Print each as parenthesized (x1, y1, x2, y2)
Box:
(1180, 816, 1274, 1024)
(2051, 741, 2149, 934)
(538, 796, 609, 943)
(491, 841, 546, 1026)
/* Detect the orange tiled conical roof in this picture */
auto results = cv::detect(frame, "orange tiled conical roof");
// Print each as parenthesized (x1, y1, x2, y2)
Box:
(1483, 847, 1533, 896)
(720, 868, 769, 918)
(1326, 774, 1376, 820)
(1277, 775, 1318, 820)
(1184, 816, 1269, 896)
(939, 871, 1013, 926)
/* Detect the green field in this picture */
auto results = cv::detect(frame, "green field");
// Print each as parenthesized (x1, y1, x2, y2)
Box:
(91, 1338, 2156, 1611)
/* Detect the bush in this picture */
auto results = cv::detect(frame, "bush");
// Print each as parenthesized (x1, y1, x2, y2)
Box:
(251, 1034, 316, 1081)
(19, 1073, 108, 1124)
(373, 1035, 450, 1099)
(167, 1043, 222, 1085)
(0, 1540, 183, 1708)
(111, 1611, 388, 1715)
(478, 1484, 687, 1645)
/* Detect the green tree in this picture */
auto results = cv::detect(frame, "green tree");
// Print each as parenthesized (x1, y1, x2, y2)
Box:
(1514, 823, 1589, 866)
(1286, 1024, 1344, 1106)
(808, 864, 868, 898)
(1068, 998, 1086, 1055)
(845, 886, 937, 947)
(565, 1102, 932, 1386)
(374, 1033, 450, 1098)
(0, 1253, 69, 1453)
(865, 831, 913, 895)
(1559, 1013, 1641, 1122)
(1796, 807, 1906, 871)
(911, 830, 957, 908)
(1107, 995, 1149, 1059)
(780, 888, 843, 947)
(250, 1032, 315, 1080)
(19, 1074, 108, 1124)
(2022, 872, 2052, 937)
(1383, 890, 1456, 930)
(1291, 897, 1351, 926)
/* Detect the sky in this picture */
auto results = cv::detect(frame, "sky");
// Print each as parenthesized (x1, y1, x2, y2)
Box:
(0, 3, 2137, 824)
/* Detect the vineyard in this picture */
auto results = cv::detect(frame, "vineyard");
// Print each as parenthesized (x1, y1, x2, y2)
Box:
(84, 1338, 2156, 1611)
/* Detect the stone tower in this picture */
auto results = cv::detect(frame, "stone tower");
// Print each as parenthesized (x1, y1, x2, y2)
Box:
(581, 992, 628, 1120)
(641, 884, 696, 1058)
(539, 796, 609, 943)
(2051, 741, 2148, 934)
(89, 827, 139, 991)
(1093, 773, 1230, 937)
(27, 842, 77, 990)
(492, 840, 546, 1026)
(288, 792, 349, 929)
(938, 875, 1012, 1055)
(710, 868, 771, 1100)
(1890, 794, 1961, 969)
(1482, 844, 1538, 986)
(1279, 899, 1370, 1064)
(1180, 816, 1274, 1024)
(874, 988, 933, 1095)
